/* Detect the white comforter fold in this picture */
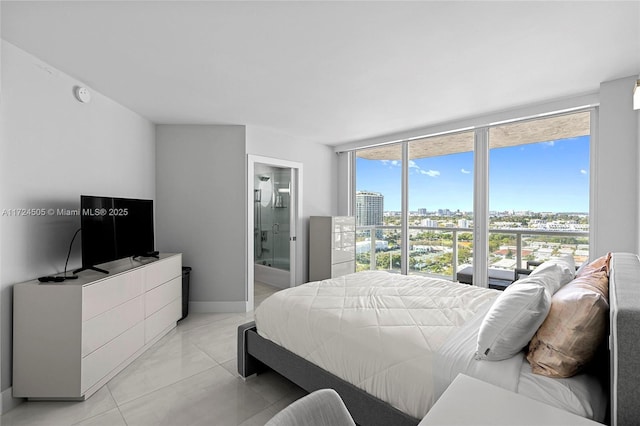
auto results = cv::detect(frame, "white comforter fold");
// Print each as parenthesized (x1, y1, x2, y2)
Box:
(255, 271, 499, 419)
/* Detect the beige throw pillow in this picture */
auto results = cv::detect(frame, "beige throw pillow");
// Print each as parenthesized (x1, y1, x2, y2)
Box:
(526, 271, 609, 378)
(576, 252, 611, 278)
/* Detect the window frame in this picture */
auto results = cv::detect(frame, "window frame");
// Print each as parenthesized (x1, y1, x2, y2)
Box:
(348, 107, 596, 286)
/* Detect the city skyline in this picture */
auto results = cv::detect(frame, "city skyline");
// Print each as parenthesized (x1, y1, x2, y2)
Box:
(356, 135, 590, 213)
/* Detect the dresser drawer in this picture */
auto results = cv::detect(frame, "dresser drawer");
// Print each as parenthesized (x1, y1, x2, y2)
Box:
(333, 216, 355, 232)
(145, 297, 181, 344)
(81, 322, 144, 393)
(82, 269, 144, 321)
(333, 247, 355, 263)
(332, 231, 356, 249)
(82, 296, 144, 357)
(145, 255, 181, 291)
(145, 277, 181, 317)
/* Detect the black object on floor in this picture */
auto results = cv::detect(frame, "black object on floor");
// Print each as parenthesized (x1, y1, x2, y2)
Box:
(179, 266, 192, 321)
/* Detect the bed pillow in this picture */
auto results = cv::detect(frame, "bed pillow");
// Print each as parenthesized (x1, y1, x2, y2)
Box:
(575, 259, 589, 277)
(550, 253, 576, 273)
(576, 253, 611, 278)
(476, 277, 551, 361)
(528, 254, 576, 294)
(526, 270, 609, 378)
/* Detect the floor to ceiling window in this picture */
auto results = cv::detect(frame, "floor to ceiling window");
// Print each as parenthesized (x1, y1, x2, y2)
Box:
(352, 109, 592, 283)
(488, 111, 591, 271)
(355, 142, 403, 273)
(407, 131, 475, 279)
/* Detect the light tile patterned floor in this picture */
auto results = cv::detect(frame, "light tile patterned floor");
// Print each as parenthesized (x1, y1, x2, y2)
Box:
(1, 282, 304, 426)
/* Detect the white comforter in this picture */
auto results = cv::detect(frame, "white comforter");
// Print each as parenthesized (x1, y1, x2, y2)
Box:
(255, 271, 499, 419)
(255, 271, 607, 421)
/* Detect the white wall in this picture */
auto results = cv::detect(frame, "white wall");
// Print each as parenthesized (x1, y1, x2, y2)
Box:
(155, 125, 336, 314)
(0, 41, 155, 399)
(594, 76, 639, 257)
(246, 126, 337, 282)
(155, 125, 247, 311)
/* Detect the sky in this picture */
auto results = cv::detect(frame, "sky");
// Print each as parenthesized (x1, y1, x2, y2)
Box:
(356, 135, 590, 213)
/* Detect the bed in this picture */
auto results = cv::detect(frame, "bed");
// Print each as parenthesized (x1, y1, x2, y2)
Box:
(238, 252, 640, 425)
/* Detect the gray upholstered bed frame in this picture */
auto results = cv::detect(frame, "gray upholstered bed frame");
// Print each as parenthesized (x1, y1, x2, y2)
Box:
(608, 252, 640, 426)
(238, 252, 640, 425)
(237, 320, 418, 426)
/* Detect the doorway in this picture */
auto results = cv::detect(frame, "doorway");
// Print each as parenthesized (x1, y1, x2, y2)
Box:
(247, 155, 303, 311)
(254, 164, 291, 285)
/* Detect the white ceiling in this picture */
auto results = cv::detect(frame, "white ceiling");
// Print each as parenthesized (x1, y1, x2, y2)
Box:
(2, 1, 639, 146)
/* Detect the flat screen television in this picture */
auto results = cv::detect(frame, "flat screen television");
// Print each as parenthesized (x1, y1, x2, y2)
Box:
(78, 195, 155, 273)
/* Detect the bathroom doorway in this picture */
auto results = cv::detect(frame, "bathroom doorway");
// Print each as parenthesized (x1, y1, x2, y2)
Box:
(247, 155, 303, 311)
(254, 165, 291, 284)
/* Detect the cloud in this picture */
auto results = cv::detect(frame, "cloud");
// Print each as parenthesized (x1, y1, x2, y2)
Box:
(580, 169, 587, 175)
(461, 168, 471, 174)
(543, 141, 555, 147)
(402, 160, 438, 177)
(380, 160, 401, 167)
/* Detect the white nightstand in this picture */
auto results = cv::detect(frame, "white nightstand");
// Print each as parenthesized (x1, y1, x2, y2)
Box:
(419, 374, 602, 425)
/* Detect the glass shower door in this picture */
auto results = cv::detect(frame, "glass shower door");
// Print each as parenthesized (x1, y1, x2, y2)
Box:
(254, 166, 291, 271)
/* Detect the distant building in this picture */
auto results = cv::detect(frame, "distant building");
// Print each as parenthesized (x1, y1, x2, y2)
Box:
(421, 218, 438, 228)
(356, 191, 384, 227)
(411, 245, 433, 253)
(535, 248, 554, 260)
(417, 208, 428, 216)
(492, 258, 517, 269)
(356, 240, 389, 254)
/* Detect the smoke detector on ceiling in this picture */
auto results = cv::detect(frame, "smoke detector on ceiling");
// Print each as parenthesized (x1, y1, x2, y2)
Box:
(74, 86, 91, 104)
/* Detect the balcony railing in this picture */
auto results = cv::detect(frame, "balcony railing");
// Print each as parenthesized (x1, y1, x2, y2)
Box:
(356, 225, 589, 282)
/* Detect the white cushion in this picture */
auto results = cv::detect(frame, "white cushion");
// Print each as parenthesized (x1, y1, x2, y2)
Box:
(529, 254, 575, 294)
(476, 277, 551, 361)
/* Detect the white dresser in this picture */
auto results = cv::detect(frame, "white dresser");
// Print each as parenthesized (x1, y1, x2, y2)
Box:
(309, 216, 356, 281)
(13, 253, 182, 400)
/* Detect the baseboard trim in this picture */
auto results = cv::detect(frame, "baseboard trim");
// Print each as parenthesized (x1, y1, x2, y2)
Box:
(2, 387, 24, 415)
(189, 301, 247, 313)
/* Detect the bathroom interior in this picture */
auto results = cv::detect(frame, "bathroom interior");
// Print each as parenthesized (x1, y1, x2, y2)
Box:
(254, 164, 292, 297)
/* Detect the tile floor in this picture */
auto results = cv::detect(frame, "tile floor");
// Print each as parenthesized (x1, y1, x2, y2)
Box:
(1, 282, 305, 426)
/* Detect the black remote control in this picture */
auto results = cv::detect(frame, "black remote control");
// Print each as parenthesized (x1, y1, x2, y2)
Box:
(38, 276, 65, 283)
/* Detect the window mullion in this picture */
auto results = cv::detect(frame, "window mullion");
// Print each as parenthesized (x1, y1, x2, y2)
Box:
(473, 128, 489, 287)
(348, 151, 355, 216)
(401, 142, 409, 275)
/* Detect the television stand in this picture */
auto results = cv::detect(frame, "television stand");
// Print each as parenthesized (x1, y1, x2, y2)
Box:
(72, 266, 109, 274)
(13, 253, 183, 400)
